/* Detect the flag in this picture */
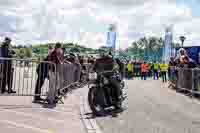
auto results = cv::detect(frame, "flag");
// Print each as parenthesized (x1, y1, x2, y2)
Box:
(106, 31, 116, 50)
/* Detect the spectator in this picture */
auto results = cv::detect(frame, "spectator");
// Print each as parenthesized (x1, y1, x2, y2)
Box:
(1, 37, 16, 93)
(160, 61, 168, 83)
(183, 56, 197, 68)
(34, 42, 64, 102)
(153, 61, 159, 80)
(127, 61, 133, 79)
(168, 57, 176, 82)
(135, 61, 141, 77)
(48, 45, 54, 55)
(34, 57, 49, 101)
(141, 61, 148, 80)
(175, 48, 187, 68)
(116, 58, 124, 78)
(150, 62, 154, 78)
(48, 42, 64, 64)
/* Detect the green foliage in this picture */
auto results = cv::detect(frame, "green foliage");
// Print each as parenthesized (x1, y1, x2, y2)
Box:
(16, 48, 25, 58)
(70, 47, 80, 53)
(11, 37, 168, 61)
(24, 47, 32, 58)
(127, 36, 165, 61)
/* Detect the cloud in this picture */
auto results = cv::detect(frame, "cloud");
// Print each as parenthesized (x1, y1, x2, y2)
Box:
(0, 0, 200, 48)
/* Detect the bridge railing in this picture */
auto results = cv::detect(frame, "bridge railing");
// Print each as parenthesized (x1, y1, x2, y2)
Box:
(170, 67, 200, 96)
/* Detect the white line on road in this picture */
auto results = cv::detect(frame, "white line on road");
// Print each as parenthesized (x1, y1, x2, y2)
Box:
(80, 95, 103, 133)
(0, 120, 53, 133)
(0, 109, 66, 124)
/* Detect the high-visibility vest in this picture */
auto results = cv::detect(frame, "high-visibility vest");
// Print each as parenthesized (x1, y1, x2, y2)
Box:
(141, 64, 148, 72)
(127, 63, 133, 72)
(153, 63, 159, 70)
(160, 64, 168, 72)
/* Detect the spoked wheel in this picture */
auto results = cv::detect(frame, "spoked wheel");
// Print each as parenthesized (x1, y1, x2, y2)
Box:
(88, 87, 106, 116)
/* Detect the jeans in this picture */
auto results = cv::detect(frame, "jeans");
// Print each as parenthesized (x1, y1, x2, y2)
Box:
(161, 71, 167, 82)
(141, 72, 147, 80)
(154, 70, 159, 80)
(1, 63, 13, 93)
(127, 71, 132, 79)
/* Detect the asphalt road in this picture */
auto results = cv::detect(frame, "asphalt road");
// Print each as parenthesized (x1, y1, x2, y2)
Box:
(96, 79, 200, 133)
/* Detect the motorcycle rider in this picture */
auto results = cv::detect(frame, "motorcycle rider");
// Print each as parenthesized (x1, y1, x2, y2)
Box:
(93, 51, 122, 110)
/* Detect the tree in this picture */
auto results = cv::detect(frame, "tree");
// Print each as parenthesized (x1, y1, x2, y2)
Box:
(16, 45, 24, 49)
(70, 47, 80, 53)
(128, 36, 165, 61)
(131, 42, 139, 50)
(32, 48, 40, 54)
(16, 48, 25, 58)
(24, 48, 32, 58)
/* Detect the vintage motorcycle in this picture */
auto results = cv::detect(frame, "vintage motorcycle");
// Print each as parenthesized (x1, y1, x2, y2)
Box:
(88, 70, 127, 116)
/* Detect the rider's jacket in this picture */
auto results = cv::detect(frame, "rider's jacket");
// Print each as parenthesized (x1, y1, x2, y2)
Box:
(94, 55, 115, 72)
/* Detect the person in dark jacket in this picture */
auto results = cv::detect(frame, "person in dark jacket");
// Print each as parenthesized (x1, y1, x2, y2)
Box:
(34, 57, 49, 101)
(94, 53, 122, 110)
(1, 37, 16, 93)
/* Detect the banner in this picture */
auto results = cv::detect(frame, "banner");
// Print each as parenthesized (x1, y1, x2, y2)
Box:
(163, 29, 173, 63)
(176, 46, 200, 64)
(106, 31, 116, 50)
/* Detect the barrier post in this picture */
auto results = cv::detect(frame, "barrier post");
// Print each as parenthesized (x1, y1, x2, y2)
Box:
(47, 63, 57, 104)
(191, 69, 194, 98)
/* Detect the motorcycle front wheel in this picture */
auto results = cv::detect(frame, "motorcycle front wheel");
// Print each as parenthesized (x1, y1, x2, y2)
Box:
(88, 86, 106, 116)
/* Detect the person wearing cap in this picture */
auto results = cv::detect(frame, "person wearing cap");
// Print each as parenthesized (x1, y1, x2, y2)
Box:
(1, 37, 16, 93)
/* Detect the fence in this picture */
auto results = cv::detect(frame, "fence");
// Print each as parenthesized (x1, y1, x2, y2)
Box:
(0, 57, 83, 104)
(0, 58, 55, 96)
(170, 67, 200, 96)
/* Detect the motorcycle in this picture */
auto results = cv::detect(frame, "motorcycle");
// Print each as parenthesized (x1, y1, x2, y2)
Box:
(88, 70, 127, 116)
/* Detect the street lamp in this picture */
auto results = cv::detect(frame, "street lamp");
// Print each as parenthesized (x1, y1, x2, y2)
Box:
(179, 36, 186, 48)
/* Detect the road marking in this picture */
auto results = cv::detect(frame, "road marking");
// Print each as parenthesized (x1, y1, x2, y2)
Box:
(80, 95, 103, 133)
(0, 109, 66, 123)
(0, 120, 53, 133)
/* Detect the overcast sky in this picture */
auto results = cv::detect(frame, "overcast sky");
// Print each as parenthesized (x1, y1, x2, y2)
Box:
(0, 0, 200, 49)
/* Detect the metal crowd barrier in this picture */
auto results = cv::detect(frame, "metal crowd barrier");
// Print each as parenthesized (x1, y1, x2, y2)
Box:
(45, 62, 83, 104)
(0, 57, 83, 104)
(173, 67, 200, 96)
(0, 57, 56, 97)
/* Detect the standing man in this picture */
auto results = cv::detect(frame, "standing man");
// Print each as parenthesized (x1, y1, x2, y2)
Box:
(48, 45, 54, 55)
(153, 61, 159, 80)
(141, 61, 148, 80)
(160, 62, 168, 83)
(1, 37, 16, 93)
(34, 42, 64, 102)
(127, 61, 133, 79)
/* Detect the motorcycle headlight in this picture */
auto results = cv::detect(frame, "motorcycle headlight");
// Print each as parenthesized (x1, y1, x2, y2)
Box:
(89, 72, 97, 80)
